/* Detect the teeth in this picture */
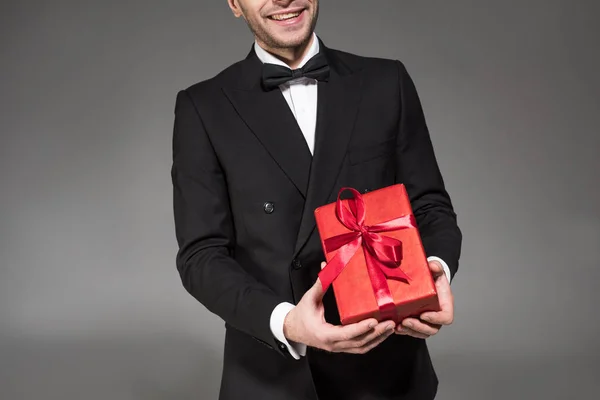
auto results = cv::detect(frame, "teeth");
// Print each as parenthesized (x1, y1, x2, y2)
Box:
(271, 12, 300, 21)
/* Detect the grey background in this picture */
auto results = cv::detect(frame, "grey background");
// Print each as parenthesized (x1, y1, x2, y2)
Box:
(1, 0, 599, 399)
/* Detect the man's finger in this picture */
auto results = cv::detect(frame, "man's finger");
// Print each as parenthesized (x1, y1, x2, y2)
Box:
(401, 318, 440, 336)
(394, 326, 408, 335)
(428, 260, 444, 277)
(422, 282, 453, 323)
(324, 318, 380, 343)
(307, 277, 325, 303)
(333, 320, 394, 350)
(434, 276, 453, 298)
(420, 310, 453, 325)
(307, 262, 329, 303)
(349, 329, 395, 354)
(398, 326, 430, 339)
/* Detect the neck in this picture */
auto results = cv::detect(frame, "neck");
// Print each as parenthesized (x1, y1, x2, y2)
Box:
(257, 34, 315, 69)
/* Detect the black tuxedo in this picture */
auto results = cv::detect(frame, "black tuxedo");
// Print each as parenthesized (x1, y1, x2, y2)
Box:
(171, 38, 462, 400)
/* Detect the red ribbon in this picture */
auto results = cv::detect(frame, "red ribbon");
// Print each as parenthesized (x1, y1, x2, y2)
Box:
(318, 187, 416, 322)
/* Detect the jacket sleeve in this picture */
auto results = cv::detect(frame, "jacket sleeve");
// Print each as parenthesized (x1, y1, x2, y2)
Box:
(171, 89, 289, 353)
(394, 61, 463, 280)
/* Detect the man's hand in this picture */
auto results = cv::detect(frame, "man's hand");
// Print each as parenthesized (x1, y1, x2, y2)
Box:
(283, 262, 396, 354)
(395, 260, 454, 339)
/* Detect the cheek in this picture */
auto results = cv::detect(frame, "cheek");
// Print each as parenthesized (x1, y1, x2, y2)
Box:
(257, 1, 271, 18)
(246, 13, 267, 32)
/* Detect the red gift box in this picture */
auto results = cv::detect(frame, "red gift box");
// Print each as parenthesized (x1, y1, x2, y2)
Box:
(314, 184, 440, 325)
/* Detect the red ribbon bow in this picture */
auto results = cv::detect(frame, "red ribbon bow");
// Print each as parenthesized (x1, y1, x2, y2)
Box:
(318, 187, 416, 322)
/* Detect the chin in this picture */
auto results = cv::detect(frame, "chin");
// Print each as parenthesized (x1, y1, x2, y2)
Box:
(268, 29, 313, 49)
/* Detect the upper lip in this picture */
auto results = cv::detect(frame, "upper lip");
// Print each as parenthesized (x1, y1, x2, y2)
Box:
(267, 7, 305, 18)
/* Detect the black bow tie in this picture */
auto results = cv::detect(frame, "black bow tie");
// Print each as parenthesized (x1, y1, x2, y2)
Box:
(261, 52, 330, 91)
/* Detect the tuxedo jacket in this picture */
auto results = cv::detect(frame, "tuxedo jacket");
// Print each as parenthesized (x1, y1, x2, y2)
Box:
(171, 38, 462, 400)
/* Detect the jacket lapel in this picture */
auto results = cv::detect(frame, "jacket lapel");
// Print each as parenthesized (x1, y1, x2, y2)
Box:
(293, 48, 364, 256)
(222, 51, 312, 198)
(221, 42, 364, 256)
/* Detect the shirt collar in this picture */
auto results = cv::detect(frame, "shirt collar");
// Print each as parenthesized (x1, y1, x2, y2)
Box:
(254, 32, 320, 69)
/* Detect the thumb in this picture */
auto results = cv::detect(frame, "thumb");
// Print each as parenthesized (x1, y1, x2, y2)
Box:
(306, 262, 327, 303)
(308, 276, 325, 303)
(428, 260, 444, 278)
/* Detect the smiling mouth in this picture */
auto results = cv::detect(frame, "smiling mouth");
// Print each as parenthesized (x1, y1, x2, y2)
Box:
(268, 10, 303, 21)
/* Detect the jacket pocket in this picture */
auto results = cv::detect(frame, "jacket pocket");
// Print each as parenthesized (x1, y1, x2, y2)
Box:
(347, 137, 395, 165)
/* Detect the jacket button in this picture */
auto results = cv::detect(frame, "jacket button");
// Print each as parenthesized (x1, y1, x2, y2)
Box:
(263, 201, 275, 214)
(291, 258, 302, 269)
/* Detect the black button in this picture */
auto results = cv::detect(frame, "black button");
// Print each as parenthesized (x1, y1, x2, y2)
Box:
(291, 258, 302, 269)
(263, 201, 275, 214)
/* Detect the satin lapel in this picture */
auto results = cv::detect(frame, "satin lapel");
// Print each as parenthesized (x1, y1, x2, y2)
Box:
(223, 84, 312, 198)
(293, 65, 364, 256)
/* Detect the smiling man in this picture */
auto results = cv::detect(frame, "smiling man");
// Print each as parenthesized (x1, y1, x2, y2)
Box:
(170, 1, 462, 399)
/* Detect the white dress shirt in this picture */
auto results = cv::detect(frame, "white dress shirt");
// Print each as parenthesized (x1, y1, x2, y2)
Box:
(253, 33, 453, 360)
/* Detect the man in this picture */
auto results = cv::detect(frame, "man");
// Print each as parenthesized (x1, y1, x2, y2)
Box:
(170, 0, 462, 399)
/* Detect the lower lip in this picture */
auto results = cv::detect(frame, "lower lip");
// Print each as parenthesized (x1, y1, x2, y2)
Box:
(269, 10, 305, 26)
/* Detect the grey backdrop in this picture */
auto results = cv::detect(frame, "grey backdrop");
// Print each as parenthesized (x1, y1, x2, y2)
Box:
(1, 0, 599, 399)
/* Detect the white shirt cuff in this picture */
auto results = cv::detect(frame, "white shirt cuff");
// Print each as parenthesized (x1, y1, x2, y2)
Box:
(427, 256, 452, 284)
(269, 302, 307, 359)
